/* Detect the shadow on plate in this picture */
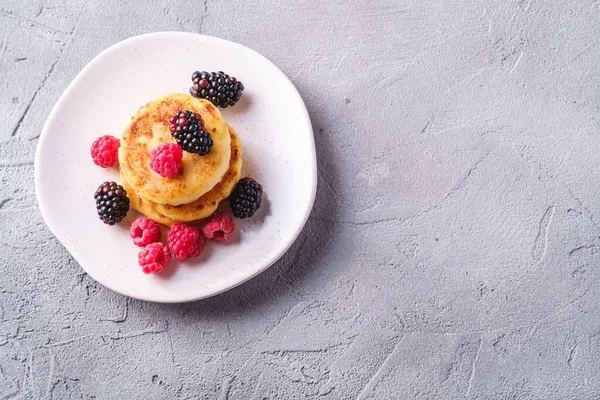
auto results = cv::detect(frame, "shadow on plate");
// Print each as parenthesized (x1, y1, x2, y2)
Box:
(152, 97, 341, 315)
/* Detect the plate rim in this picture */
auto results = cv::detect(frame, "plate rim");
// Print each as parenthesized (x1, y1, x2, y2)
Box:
(34, 31, 317, 303)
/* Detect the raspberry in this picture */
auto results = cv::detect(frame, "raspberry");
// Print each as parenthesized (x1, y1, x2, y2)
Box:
(167, 223, 206, 260)
(138, 242, 171, 274)
(91, 135, 120, 168)
(202, 212, 235, 243)
(150, 143, 183, 177)
(130, 217, 162, 247)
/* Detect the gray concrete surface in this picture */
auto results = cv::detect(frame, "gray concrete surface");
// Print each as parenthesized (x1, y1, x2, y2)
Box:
(1, 0, 600, 398)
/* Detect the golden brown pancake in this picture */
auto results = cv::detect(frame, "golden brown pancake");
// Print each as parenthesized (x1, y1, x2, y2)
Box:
(118, 93, 231, 206)
(122, 124, 243, 226)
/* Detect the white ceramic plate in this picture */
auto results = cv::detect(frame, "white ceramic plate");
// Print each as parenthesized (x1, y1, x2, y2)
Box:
(35, 32, 316, 303)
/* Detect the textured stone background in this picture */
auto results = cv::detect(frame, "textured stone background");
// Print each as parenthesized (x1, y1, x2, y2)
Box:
(1, 0, 600, 398)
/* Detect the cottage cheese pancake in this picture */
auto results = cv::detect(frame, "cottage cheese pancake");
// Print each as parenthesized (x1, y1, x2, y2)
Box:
(118, 93, 231, 206)
(123, 124, 243, 226)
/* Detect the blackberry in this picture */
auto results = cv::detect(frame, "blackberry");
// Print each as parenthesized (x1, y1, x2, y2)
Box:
(190, 71, 244, 108)
(94, 182, 130, 225)
(169, 110, 213, 155)
(230, 177, 263, 219)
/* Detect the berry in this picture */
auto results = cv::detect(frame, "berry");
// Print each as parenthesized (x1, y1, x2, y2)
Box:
(138, 242, 171, 274)
(230, 177, 263, 219)
(190, 71, 244, 108)
(130, 217, 162, 247)
(168, 110, 213, 155)
(202, 212, 235, 243)
(94, 182, 130, 225)
(150, 143, 183, 177)
(91, 135, 120, 168)
(167, 223, 206, 261)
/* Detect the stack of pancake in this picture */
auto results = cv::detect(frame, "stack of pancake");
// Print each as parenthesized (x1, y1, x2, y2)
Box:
(118, 93, 242, 226)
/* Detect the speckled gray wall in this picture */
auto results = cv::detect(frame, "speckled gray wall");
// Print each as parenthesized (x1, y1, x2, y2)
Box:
(1, 0, 600, 398)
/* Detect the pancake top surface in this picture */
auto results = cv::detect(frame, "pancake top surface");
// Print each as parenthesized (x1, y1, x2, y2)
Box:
(119, 93, 231, 206)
